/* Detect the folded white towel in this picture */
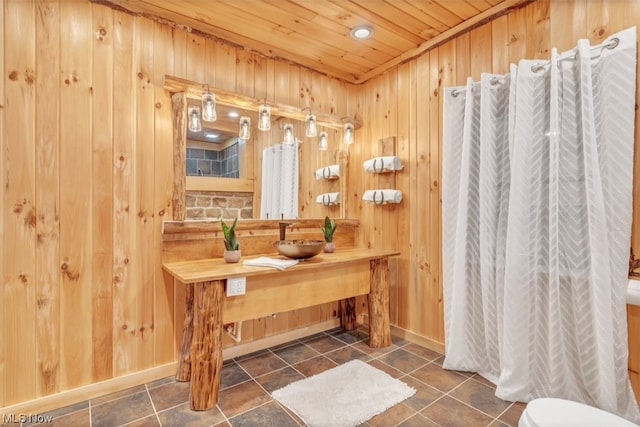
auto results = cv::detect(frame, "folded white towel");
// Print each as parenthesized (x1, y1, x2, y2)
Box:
(363, 156, 403, 173)
(316, 192, 340, 205)
(243, 256, 299, 270)
(362, 189, 402, 204)
(315, 164, 340, 180)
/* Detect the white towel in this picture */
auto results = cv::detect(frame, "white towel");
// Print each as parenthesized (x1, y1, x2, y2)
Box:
(363, 156, 403, 173)
(243, 256, 299, 270)
(362, 189, 402, 204)
(315, 164, 340, 180)
(316, 192, 340, 205)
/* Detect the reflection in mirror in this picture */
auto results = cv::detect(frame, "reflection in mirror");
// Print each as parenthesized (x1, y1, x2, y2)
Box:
(186, 101, 257, 179)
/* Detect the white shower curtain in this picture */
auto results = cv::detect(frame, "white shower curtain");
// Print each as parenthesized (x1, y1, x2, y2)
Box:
(442, 27, 639, 421)
(260, 142, 299, 220)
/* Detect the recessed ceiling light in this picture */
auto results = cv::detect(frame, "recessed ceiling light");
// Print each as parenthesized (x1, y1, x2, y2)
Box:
(228, 111, 239, 118)
(350, 25, 374, 40)
(205, 133, 220, 139)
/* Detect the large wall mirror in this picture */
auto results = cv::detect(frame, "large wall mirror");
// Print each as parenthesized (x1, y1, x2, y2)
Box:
(164, 75, 359, 221)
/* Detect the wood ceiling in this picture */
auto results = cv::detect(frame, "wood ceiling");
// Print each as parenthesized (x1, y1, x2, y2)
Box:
(94, 0, 532, 84)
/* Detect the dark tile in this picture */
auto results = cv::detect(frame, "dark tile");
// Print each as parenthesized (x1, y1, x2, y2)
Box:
(471, 374, 496, 389)
(352, 340, 397, 357)
(234, 348, 269, 362)
(397, 413, 440, 427)
(400, 376, 444, 412)
(157, 402, 226, 427)
(221, 361, 251, 390)
(24, 408, 90, 427)
(303, 335, 346, 354)
(489, 421, 511, 427)
(255, 366, 305, 393)
(146, 376, 175, 390)
(292, 355, 338, 377)
(91, 384, 146, 405)
(147, 380, 190, 411)
(367, 359, 405, 379)
(229, 401, 298, 427)
(269, 339, 303, 352)
(92, 390, 154, 427)
(217, 380, 271, 419)
(410, 363, 468, 393)
(237, 352, 287, 378)
(324, 346, 370, 364)
(449, 379, 511, 417)
(23, 400, 88, 425)
(391, 336, 410, 347)
(367, 402, 416, 427)
(402, 343, 443, 361)
(122, 414, 160, 426)
(498, 402, 526, 427)
(420, 395, 493, 427)
(331, 328, 369, 344)
(273, 342, 319, 364)
(378, 348, 429, 374)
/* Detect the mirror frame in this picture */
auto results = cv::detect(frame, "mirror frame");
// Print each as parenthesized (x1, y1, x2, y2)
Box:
(164, 75, 360, 221)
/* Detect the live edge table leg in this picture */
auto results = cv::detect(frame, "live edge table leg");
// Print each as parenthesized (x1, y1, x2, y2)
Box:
(190, 280, 224, 411)
(176, 284, 194, 382)
(368, 258, 391, 348)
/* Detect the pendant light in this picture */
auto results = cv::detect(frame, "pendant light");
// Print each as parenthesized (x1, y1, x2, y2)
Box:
(201, 85, 217, 122)
(283, 124, 295, 144)
(305, 113, 317, 137)
(343, 122, 354, 145)
(258, 103, 271, 131)
(239, 116, 251, 140)
(188, 107, 202, 132)
(318, 131, 328, 151)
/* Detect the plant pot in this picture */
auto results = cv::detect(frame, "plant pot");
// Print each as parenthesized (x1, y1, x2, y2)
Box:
(324, 242, 335, 253)
(224, 249, 241, 263)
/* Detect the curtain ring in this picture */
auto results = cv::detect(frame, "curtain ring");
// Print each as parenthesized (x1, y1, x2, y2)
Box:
(605, 37, 619, 50)
(531, 62, 546, 73)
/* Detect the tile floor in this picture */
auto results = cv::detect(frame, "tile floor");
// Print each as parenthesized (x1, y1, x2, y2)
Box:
(5, 327, 526, 427)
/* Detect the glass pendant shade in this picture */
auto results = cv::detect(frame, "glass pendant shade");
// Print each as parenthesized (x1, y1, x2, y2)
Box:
(305, 113, 317, 137)
(343, 122, 354, 145)
(283, 124, 295, 144)
(189, 108, 202, 132)
(239, 116, 251, 140)
(318, 131, 328, 151)
(201, 92, 217, 122)
(258, 104, 271, 131)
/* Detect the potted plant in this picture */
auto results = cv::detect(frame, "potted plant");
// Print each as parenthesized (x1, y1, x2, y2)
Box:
(321, 216, 337, 253)
(221, 218, 241, 263)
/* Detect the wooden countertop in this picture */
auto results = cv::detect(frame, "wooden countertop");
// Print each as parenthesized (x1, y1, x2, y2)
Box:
(163, 247, 399, 284)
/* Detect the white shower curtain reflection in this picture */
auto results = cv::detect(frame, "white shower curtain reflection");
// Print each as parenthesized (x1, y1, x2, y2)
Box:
(442, 27, 639, 422)
(260, 142, 299, 220)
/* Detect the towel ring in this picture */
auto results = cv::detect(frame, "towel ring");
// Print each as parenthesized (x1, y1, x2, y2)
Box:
(322, 194, 330, 206)
(372, 191, 385, 205)
(372, 158, 385, 173)
(322, 167, 330, 179)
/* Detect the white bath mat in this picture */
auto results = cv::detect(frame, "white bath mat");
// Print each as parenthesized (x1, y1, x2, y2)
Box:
(271, 359, 416, 427)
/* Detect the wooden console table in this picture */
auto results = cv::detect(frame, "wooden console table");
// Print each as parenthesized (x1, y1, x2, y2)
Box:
(162, 248, 398, 411)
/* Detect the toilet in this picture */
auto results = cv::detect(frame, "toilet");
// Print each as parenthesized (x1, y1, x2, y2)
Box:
(519, 398, 639, 427)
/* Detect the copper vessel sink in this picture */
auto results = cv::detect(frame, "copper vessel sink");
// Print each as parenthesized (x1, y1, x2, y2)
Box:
(274, 240, 326, 259)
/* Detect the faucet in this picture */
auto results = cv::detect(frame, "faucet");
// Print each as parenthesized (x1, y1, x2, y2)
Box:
(279, 222, 293, 241)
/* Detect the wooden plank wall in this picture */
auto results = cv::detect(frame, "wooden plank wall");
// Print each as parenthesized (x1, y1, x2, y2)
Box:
(2, 0, 640, 410)
(352, 0, 640, 347)
(0, 0, 356, 408)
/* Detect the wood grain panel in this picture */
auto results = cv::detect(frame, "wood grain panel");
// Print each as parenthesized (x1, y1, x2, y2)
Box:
(91, 1, 114, 382)
(152, 20, 175, 366)
(59, 0, 92, 390)
(0, 0, 5, 407)
(35, 0, 61, 396)
(3, 0, 36, 405)
(112, 10, 137, 376)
